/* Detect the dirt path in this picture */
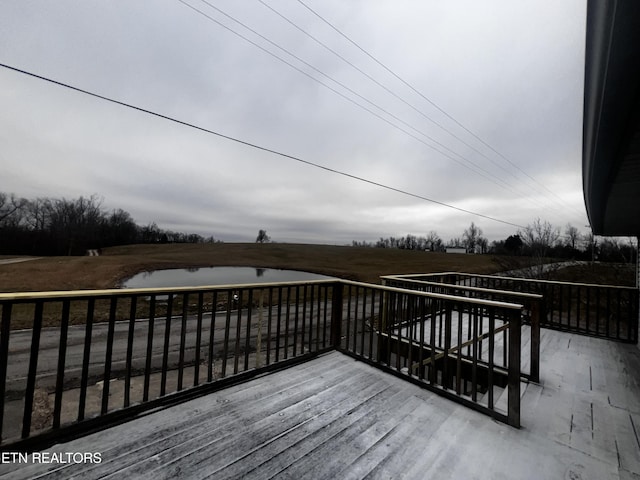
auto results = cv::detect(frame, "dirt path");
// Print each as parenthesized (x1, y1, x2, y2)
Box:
(0, 257, 42, 265)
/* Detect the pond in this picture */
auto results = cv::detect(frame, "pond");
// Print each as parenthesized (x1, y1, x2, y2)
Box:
(121, 266, 334, 289)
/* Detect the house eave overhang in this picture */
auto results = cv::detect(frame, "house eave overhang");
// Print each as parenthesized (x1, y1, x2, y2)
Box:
(583, 0, 640, 236)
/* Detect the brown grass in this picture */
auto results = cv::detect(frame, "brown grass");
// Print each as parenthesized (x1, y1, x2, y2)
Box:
(0, 243, 506, 293)
(546, 262, 636, 286)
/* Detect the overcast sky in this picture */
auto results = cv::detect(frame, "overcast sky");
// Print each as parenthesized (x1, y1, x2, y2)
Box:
(0, 0, 588, 245)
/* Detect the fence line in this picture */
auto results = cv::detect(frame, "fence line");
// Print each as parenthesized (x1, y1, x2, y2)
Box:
(388, 272, 638, 343)
(0, 278, 525, 451)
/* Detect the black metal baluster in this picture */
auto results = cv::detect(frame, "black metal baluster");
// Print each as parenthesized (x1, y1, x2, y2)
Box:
(617, 289, 622, 340)
(345, 285, 352, 351)
(222, 291, 232, 378)
(429, 298, 437, 385)
(124, 296, 137, 408)
(0, 302, 12, 443)
(606, 288, 611, 338)
(244, 289, 253, 370)
(160, 294, 173, 396)
(267, 288, 273, 365)
(406, 294, 414, 376)
(360, 287, 367, 357)
(322, 286, 328, 348)
(208, 291, 217, 382)
(353, 286, 360, 354)
(369, 288, 377, 361)
(456, 307, 463, 394)
(307, 285, 314, 353)
(101, 297, 118, 415)
(194, 292, 204, 387)
(471, 305, 479, 402)
(585, 287, 591, 334)
(22, 301, 44, 438)
(275, 287, 283, 361)
(576, 286, 582, 332)
(53, 300, 71, 428)
(143, 296, 155, 402)
(178, 293, 188, 391)
(292, 287, 299, 357)
(234, 290, 243, 374)
(487, 307, 495, 410)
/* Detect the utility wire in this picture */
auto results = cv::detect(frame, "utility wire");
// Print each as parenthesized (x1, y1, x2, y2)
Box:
(184, 0, 578, 214)
(0, 62, 526, 229)
(259, 0, 520, 179)
(295, 0, 585, 218)
(255, 2, 570, 220)
(182, 0, 519, 194)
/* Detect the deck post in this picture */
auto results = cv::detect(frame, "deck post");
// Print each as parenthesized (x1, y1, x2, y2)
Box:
(507, 308, 521, 428)
(636, 237, 640, 348)
(530, 299, 541, 383)
(330, 282, 343, 349)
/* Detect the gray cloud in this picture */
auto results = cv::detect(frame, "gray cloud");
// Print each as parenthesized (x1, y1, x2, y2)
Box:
(0, 0, 588, 245)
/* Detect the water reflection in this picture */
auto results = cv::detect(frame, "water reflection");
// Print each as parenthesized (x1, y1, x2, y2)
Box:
(122, 266, 333, 289)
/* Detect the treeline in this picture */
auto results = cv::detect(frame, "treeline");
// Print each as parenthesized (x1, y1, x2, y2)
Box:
(353, 231, 445, 251)
(353, 223, 489, 253)
(353, 219, 637, 264)
(0, 192, 219, 256)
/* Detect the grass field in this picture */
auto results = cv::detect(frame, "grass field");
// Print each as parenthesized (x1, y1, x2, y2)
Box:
(0, 243, 509, 293)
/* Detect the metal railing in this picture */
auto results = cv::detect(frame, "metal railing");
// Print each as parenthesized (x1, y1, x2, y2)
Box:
(396, 272, 639, 343)
(333, 281, 523, 427)
(381, 275, 541, 382)
(0, 278, 524, 450)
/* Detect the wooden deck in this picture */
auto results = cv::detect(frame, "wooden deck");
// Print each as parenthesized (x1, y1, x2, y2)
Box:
(1, 328, 640, 479)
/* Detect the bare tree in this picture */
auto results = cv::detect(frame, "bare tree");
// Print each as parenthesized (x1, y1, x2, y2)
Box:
(517, 218, 561, 277)
(478, 237, 489, 254)
(256, 229, 271, 243)
(0, 192, 27, 226)
(565, 223, 581, 250)
(463, 222, 483, 253)
(519, 219, 560, 255)
(425, 230, 442, 251)
(48, 195, 104, 255)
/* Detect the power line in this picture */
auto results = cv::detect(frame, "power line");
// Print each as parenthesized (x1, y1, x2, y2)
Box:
(0, 62, 526, 229)
(183, 0, 569, 215)
(259, 0, 521, 180)
(185, 2, 585, 226)
(295, 0, 586, 219)
(181, 0, 521, 194)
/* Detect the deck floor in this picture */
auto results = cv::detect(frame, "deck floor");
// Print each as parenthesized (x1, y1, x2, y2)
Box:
(1, 329, 640, 479)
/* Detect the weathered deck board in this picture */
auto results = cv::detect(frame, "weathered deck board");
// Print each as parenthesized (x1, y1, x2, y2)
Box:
(2, 329, 640, 480)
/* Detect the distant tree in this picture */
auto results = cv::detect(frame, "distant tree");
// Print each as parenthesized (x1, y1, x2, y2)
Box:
(352, 240, 374, 247)
(448, 237, 463, 248)
(425, 231, 443, 251)
(517, 218, 561, 277)
(256, 229, 271, 243)
(187, 233, 202, 243)
(565, 224, 581, 250)
(583, 231, 597, 261)
(140, 222, 161, 243)
(519, 218, 560, 258)
(599, 237, 636, 263)
(0, 192, 27, 225)
(462, 222, 484, 253)
(0, 191, 214, 255)
(48, 195, 104, 255)
(375, 237, 390, 248)
(104, 209, 138, 246)
(478, 236, 489, 254)
(504, 234, 523, 255)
